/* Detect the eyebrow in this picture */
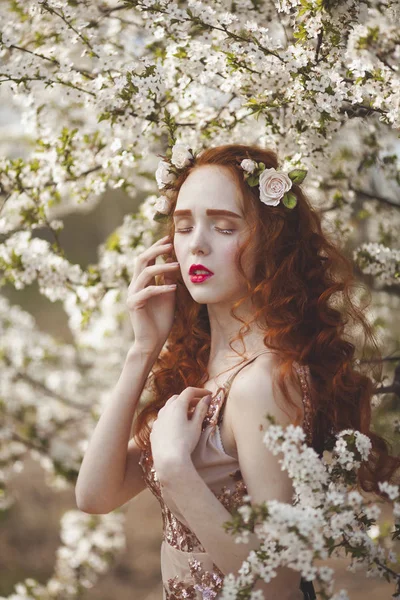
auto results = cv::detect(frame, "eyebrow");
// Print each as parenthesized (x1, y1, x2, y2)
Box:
(173, 209, 242, 219)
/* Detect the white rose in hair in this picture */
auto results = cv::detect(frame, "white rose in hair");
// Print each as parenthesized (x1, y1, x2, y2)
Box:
(155, 160, 176, 189)
(154, 195, 172, 215)
(171, 143, 193, 169)
(241, 159, 257, 173)
(259, 167, 292, 206)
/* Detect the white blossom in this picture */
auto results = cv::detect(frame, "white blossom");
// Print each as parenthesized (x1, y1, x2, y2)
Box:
(0, 1, 399, 598)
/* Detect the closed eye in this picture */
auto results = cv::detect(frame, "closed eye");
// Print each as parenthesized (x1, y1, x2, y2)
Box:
(176, 227, 235, 235)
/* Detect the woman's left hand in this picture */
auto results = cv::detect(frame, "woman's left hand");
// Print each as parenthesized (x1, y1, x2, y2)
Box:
(150, 387, 213, 477)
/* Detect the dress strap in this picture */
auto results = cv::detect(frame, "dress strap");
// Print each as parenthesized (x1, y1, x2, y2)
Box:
(217, 354, 313, 443)
(222, 349, 272, 394)
(216, 349, 272, 425)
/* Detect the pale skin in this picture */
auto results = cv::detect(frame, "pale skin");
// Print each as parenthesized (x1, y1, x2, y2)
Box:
(150, 165, 305, 600)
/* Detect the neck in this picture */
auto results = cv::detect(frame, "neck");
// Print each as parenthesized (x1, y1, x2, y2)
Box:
(205, 294, 268, 373)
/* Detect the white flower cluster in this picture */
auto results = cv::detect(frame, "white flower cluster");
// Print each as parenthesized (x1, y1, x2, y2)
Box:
(0, 231, 87, 301)
(220, 420, 399, 598)
(153, 142, 195, 214)
(263, 424, 328, 507)
(354, 243, 400, 287)
(378, 481, 400, 502)
(0, 0, 399, 597)
(3, 510, 126, 599)
(0, 286, 138, 504)
(333, 429, 372, 470)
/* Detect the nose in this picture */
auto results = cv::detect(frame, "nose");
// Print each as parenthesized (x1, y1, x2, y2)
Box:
(189, 228, 210, 257)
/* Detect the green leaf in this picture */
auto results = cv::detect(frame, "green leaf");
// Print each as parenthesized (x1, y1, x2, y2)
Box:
(247, 175, 259, 187)
(288, 169, 308, 184)
(282, 192, 297, 209)
(153, 212, 170, 224)
(98, 111, 110, 123)
(258, 162, 266, 172)
(105, 232, 121, 252)
(357, 209, 371, 220)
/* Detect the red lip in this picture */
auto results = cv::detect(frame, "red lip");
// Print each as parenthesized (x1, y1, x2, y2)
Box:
(189, 264, 214, 275)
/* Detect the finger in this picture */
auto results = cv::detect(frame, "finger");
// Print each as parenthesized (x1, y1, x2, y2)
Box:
(130, 262, 178, 293)
(130, 238, 173, 284)
(157, 235, 172, 244)
(180, 388, 213, 406)
(193, 394, 212, 422)
(126, 283, 177, 311)
(164, 394, 179, 406)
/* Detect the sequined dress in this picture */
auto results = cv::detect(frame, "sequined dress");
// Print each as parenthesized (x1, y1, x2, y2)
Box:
(139, 349, 317, 599)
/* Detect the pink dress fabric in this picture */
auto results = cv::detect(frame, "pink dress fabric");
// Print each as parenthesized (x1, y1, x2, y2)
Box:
(139, 349, 314, 599)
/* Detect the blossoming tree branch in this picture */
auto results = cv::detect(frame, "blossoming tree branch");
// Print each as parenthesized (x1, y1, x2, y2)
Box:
(0, 0, 399, 599)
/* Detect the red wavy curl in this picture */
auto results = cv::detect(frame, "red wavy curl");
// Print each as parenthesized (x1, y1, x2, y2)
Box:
(132, 143, 400, 499)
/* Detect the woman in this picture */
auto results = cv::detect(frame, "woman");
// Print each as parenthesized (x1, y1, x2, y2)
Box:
(76, 144, 399, 600)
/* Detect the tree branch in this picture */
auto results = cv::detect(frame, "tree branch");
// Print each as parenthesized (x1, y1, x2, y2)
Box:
(349, 185, 400, 210)
(3, 355, 89, 411)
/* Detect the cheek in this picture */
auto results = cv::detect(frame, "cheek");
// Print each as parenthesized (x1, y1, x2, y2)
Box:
(242, 245, 258, 281)
(235, 236, 256, 280)
(224, 244, 239, 265)
(220, 241, 244, 279)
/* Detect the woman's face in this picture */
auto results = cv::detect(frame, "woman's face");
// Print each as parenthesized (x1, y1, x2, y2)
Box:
(173, 165, 256, 304)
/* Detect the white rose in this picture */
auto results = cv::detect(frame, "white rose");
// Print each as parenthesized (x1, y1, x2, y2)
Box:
(171, 143, 193, 169)
(241, 158, 257, 173)
(154, 195, 172, 215)
(258, 168, 292, 206)
(155, 160, 176, 189)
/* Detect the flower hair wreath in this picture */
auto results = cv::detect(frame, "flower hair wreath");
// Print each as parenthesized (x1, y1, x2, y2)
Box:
(153, 143, 307, 222)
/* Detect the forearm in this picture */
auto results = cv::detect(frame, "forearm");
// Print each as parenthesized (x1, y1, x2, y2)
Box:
(159, 460, 302, 599)
(158, 458, 261, 576)
(75, 345, 157, 509)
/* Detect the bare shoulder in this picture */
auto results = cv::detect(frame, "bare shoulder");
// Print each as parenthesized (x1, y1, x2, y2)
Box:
(225, 354, 308, 511)
(227, 352, 305, 424)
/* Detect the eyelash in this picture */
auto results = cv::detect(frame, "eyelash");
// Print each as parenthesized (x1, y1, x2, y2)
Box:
(176, 227, 234, 235)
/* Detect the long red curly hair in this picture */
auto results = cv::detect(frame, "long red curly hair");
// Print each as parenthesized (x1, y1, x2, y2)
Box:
(132, 143, 399, 498)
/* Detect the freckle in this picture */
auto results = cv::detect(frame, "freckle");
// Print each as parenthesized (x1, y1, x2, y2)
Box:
(259, 424, 264, 431)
